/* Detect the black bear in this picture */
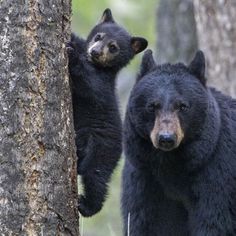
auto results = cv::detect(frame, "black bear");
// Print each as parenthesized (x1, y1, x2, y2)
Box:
(122, 49, 236, 235)
(67, 8, 147, 217)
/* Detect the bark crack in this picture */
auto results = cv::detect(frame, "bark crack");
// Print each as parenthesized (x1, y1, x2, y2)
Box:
(21, 0, 47, 234)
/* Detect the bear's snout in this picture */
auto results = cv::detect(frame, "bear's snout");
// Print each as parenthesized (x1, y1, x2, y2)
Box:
(150, 112, 184, 151)
(157, 133, 177, 151)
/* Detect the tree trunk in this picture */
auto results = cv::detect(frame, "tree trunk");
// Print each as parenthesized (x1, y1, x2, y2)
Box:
(194, 0, 236, 96)
(0, 1, 79, 235)
(156, 0, 198, 64)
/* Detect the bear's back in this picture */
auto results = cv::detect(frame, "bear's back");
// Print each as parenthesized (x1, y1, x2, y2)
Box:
(211, 87, 236, 124)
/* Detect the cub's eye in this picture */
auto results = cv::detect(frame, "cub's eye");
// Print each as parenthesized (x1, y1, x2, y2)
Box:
(94, 34, 102, 42)
(109, 44, 118, 53)
(178, 103, 189, 112)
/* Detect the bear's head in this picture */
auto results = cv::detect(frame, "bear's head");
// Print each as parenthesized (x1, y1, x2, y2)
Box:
(86, 9, 148, 69)
(128, 49, 209, 152)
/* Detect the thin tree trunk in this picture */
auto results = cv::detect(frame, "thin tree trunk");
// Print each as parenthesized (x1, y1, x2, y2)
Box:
(194, 0, 236, 96)
(156, 0, 198, 64)
(0, 1, 79, 235)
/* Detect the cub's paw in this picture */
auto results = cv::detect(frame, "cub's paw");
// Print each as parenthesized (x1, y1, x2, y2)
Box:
(67, 33, 86, 55)
(66, 40, 78, 65)
(78, 195, 102, 217)
(66, 41, 75, 55)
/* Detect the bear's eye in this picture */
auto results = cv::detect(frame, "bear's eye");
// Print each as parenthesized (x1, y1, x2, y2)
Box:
(109, 44, 118, 53)
(178, 103, 189, 112)
(147, 102, 161, 113)
(94, 34, 102, 42)
(147, 104, 155, 113)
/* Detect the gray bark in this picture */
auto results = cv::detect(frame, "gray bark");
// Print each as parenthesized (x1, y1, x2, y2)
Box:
(193, 0, 236, 97)
(156, 0, 198, 64)
(0, 0, 79, 235)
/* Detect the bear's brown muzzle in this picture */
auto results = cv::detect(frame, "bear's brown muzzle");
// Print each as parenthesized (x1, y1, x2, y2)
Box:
(150, 112, 184, 151)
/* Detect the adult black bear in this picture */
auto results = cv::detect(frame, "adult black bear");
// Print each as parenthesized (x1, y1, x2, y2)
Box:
(122, 49, 236, 235)
(67, 9, 147, 217)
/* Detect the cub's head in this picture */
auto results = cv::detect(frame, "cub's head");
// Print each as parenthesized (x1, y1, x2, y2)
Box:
(86, 9, 148, 69)
(128, 50, 209, 151)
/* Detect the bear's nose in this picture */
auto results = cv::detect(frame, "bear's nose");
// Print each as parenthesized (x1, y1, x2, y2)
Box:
(158, 133, 176, 151)
(91, 49, 101, 58)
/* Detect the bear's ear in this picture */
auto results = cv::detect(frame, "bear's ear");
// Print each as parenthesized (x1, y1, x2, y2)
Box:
(99, 8, 115, 24)
(136, 49, 156, 82)
(188, 50, 206, 86)
(131, 37, 148, 54)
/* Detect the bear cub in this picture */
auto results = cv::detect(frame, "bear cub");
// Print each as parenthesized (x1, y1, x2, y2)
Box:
(122, 49, 236, 235)
(67, 9, 147, 217)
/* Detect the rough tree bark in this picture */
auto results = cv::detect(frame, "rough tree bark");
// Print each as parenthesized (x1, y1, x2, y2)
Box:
(156, 0, 198, 64)
(0, 1, 79, 235)
(194, 0, 236, 97)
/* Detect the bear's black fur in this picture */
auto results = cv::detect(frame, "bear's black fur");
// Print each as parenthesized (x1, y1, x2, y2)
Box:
(122, 49, 236, 235)
(67, 9, 147, 217)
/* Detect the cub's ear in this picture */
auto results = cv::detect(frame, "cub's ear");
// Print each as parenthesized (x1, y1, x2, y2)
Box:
(188, 50, 206, 86)
(131, 37, 148, 54)
(136, 49, 156, 82)
(99, 8, 115, 24)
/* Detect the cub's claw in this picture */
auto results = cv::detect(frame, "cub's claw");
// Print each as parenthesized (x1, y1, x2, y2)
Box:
(66, 41, 75, 54)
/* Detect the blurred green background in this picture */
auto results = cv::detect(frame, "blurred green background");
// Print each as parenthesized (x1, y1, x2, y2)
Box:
(71, 0, 157, 235)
